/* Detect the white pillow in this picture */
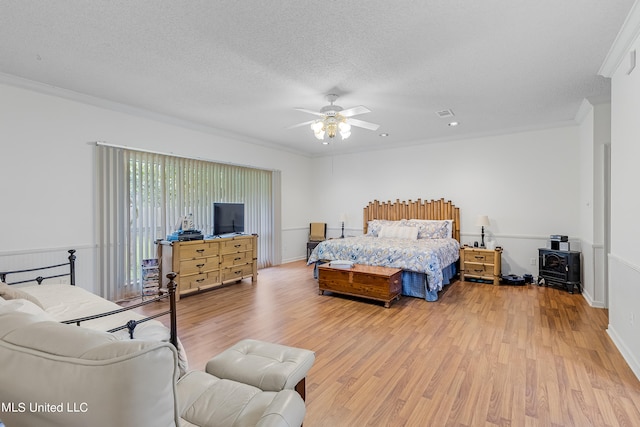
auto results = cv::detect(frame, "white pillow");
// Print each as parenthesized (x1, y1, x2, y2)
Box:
(0, 298, 56, 321)
(378, 225, 419, 240)
(400, 219, 453, 239)
(0, 282, 44, 308)
(367, 219, 402, 236)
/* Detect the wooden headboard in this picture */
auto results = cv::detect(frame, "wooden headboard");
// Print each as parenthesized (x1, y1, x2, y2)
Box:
(363, 198, 460, 242)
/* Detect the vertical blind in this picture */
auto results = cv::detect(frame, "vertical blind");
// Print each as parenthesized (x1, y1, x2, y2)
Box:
(95, 145, 278, 301)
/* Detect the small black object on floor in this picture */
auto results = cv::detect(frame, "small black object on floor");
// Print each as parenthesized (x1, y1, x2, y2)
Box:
(501, 274, 525, 285)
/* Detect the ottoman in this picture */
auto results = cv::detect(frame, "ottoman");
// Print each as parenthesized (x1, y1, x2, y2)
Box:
(205, 339, 316, 400)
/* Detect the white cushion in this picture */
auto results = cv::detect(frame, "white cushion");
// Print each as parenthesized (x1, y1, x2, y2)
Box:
(0, 312, 180, 427)
(0, 298, 56, 321)
(0, 282, 44, 308)
(378, 225, 419, 240)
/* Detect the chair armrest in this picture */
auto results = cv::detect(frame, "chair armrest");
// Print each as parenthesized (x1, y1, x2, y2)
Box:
(256, 390, 306, 427)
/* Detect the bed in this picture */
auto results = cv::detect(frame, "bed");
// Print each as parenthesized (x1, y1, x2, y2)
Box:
(307, 199, 461, 301)
(0, 249, 187, 373)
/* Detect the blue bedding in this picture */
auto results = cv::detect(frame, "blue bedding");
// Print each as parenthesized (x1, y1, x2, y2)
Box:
(308, 235, 460, 301)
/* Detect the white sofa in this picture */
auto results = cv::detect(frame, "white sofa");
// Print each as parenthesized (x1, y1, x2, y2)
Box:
(0, 311, 310, 427)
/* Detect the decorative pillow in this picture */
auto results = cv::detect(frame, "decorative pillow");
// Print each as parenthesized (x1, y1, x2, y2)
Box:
(367, 220, 402, 237)
(0, 282, 44, 309)
(378, 225, 419, 240)
(400, 219, 453, 239)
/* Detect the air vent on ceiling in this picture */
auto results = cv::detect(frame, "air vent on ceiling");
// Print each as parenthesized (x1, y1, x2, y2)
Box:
(435, 109, 455, 118)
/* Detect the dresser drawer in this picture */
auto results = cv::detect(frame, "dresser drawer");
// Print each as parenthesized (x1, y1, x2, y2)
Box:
(179, 242, 219, 260)
(464, 250, 495, 264)
(221, 264, 254, 282)
(180, 255, 220, 275)
(180, 271, 221, 291)
(220, 251, 252, 268)
(220, 238, 253, 255)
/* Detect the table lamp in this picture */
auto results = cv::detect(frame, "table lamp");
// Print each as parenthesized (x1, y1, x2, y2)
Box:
(339, 213, 347, 238)
(475, 215, 490, 248)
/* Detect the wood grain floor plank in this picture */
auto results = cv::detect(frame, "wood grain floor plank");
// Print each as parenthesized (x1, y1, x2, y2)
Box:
(136, 261, 640, 426)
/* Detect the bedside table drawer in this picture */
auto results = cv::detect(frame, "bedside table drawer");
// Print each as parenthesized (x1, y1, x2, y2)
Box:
(464, 263, 493, 276)
(464, 251, 495, 263)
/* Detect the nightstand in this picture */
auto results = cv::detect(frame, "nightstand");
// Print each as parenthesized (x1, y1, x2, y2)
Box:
(306, 241, 321, 261)
(460, 246, 502, 285)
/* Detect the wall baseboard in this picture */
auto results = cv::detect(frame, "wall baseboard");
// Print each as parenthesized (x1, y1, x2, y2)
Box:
(607, 324, 640, 381)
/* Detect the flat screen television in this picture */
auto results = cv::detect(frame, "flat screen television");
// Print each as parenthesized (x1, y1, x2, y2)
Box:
(213, 202, 245, 236)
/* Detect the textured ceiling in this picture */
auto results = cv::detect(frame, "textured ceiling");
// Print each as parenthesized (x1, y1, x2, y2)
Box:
(0, 1, 634, 157)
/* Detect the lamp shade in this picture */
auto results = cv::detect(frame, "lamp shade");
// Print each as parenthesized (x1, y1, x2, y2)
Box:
(339, 213, 348, 222)
(475, 215, 490, 227)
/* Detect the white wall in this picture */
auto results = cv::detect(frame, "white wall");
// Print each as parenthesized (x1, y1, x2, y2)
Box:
(577, 101, 611, 308)
(0, 82, 313, 290)
(602, 3, 640, 379)
(307, 126, 582, 277)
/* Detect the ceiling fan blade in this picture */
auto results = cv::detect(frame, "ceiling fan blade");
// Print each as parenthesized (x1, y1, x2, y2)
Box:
(346, 117, 380, 131)
(294, 108, 324, 117)
(286, 120, 315, 129)
(340, 105, 371, 117)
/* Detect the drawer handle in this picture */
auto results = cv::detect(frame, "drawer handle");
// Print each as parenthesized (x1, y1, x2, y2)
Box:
(196, 249, 205, 253)
(234, 257, 242, 261)
(234, 244, 242, 248)
(196, 278, 205, 283)
(196, 263, 205, 268)
(234, 270, 241, 274)
(474, 256, 485, 260)
(473, 269, 484, 273)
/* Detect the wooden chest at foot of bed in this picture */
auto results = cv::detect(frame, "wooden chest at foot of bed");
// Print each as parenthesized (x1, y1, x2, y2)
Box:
(317, 264, 402, 308)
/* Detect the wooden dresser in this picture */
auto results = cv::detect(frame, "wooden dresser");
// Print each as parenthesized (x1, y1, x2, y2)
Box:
(317, 264, 402, 308)
(460, 246, 502, 285)
(158, 234, 257, 299)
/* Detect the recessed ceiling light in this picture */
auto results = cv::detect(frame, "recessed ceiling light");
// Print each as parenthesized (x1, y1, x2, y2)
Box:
(448, 121, 459, 127)
(379, 133, 389, 137)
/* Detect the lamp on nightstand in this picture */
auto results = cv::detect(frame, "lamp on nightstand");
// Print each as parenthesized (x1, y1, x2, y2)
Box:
(339, 213, 347, 238)
(476, 215, 490, 248)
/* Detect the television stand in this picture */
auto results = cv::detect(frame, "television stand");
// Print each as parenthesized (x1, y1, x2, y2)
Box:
(158, 234, 257, 299)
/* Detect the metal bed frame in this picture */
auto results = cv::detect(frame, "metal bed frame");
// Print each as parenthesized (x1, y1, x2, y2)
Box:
(0, 249, 178, 347)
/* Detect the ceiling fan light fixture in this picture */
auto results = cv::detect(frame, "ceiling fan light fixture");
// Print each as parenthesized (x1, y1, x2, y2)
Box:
(311, 120, 324, 132)
(326, 122, 338, 138)
(291, 94, 379, 143)
(338, 118, 350, 139)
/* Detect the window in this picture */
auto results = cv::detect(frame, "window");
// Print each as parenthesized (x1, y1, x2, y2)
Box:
(95, 145, 279, 300)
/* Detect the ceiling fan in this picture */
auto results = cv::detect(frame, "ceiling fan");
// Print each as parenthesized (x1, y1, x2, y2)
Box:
(289, 94, 380, 142)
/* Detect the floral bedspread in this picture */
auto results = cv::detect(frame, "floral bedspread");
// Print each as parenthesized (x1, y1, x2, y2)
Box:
(307, 235, 460, 292)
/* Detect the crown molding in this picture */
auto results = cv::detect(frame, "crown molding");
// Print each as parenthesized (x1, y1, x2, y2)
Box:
(599, 1, 640, 77)
(0, 72, 313, 159)
(574, 98, 594, 124)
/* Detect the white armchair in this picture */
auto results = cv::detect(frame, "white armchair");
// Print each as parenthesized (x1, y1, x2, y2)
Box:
(0, 312, 309, 427)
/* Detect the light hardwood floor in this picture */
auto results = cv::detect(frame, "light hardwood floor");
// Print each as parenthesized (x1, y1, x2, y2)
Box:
(142, 261, 640, 426)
